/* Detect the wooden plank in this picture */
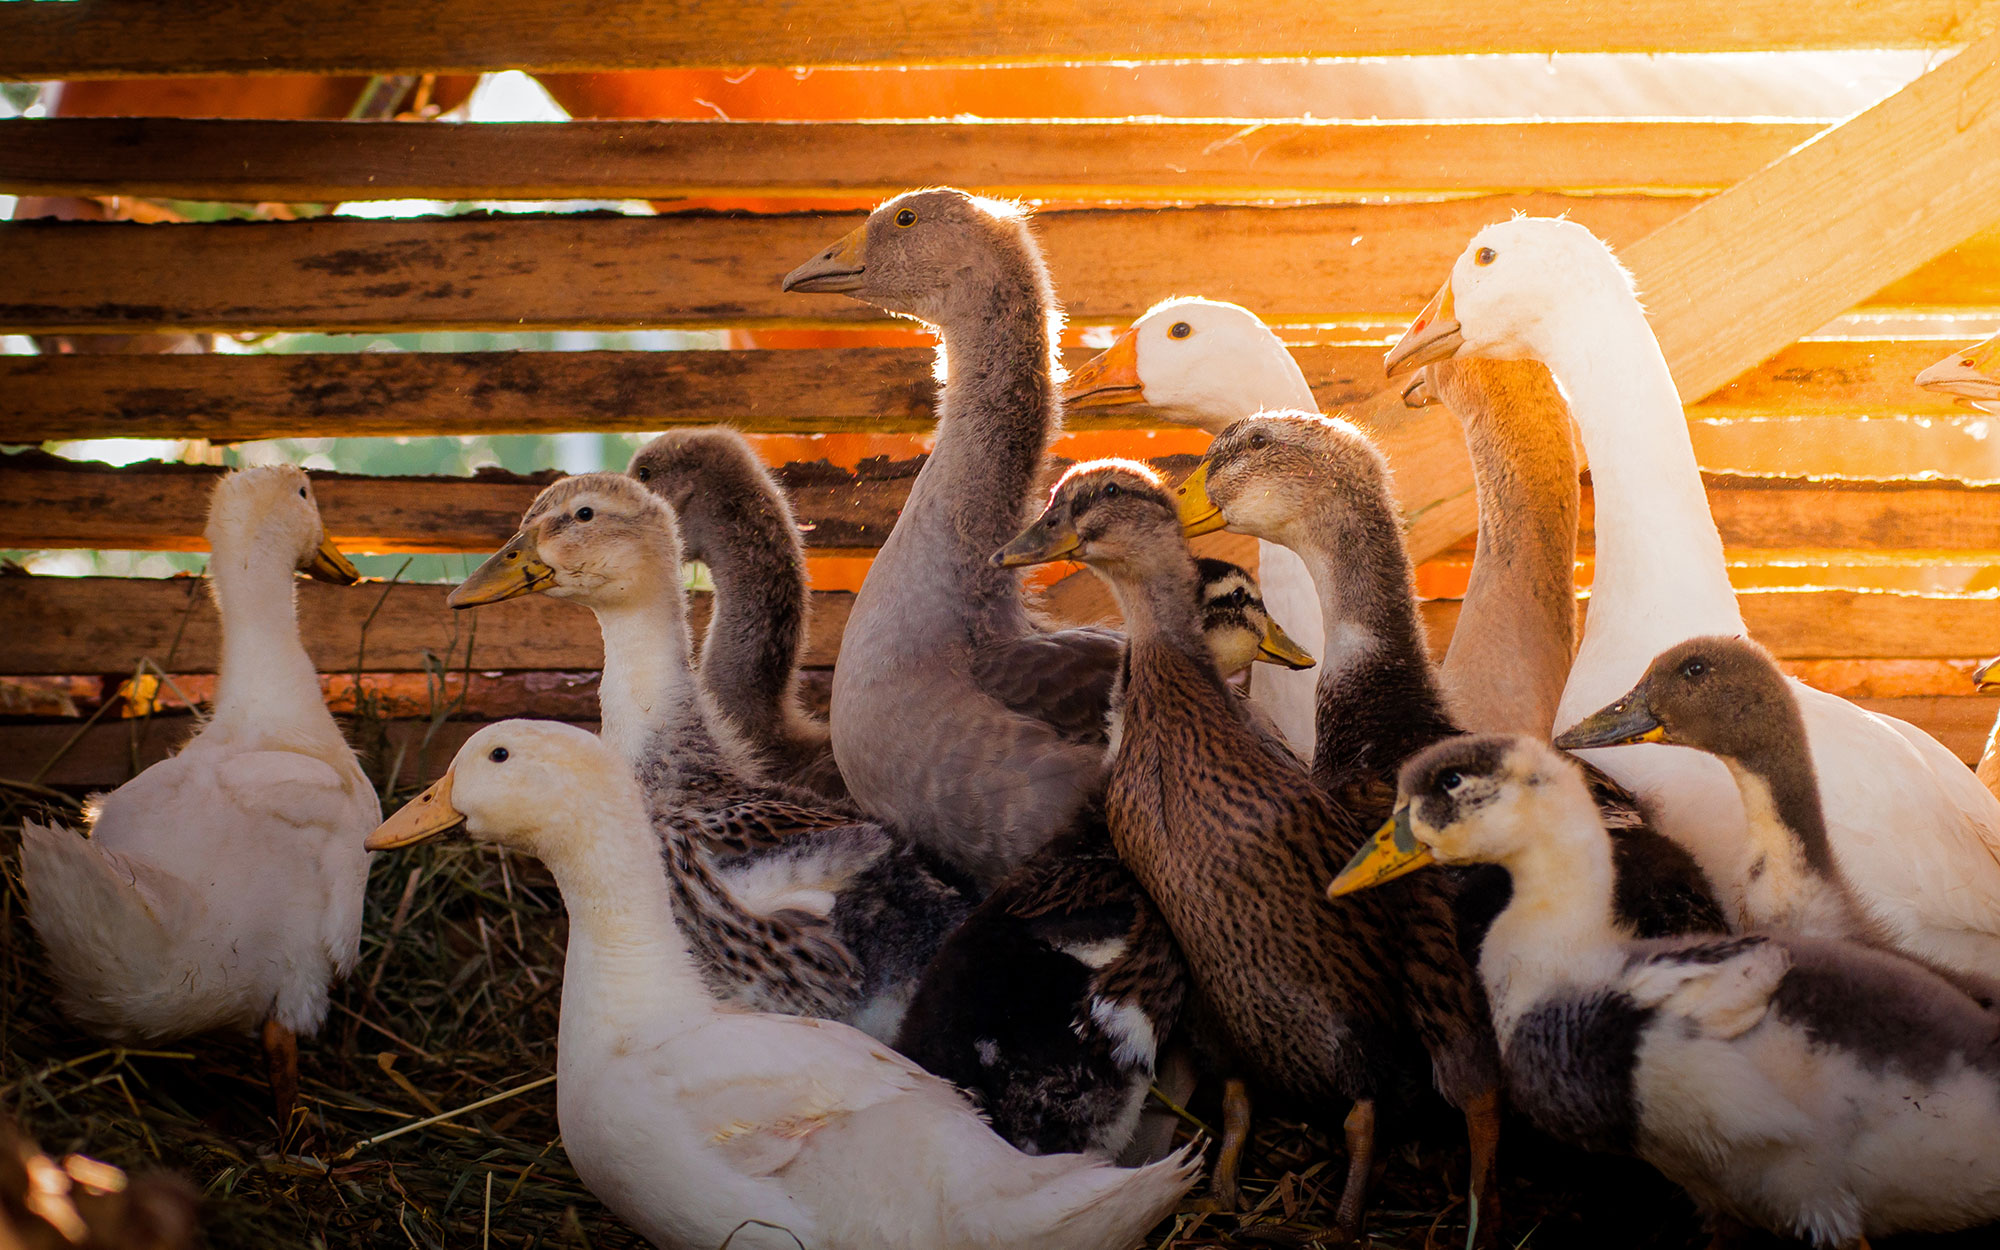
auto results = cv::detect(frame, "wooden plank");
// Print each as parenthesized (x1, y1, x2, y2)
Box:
(1626, 29, 2000, 402)
(5, 1, 1994, 79)
(0, 576, 853, 676)
(0, 338, 1971, 446)
(0, 198, 1688, 335)
(0, 117, 1825, 203)
(13, 453, 2000, 561)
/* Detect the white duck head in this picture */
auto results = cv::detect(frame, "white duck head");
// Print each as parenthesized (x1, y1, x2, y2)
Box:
(1385, 217, 1644, 378)
(204, 464, 359, 584)
(1064, 297, 1314, 432)
(449, 474, 682, 613)
(1915, 330, 2000, 415)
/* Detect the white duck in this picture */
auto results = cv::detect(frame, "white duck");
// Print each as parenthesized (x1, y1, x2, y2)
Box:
(1063, 297, 1322, 756)
(365, 720, 1198, 1250)
(1384, 216, 2000, 981)
(21, 465, 376, 1118)
(1916, 328, 2000, 415)
(1331, 734, 2000, 1249)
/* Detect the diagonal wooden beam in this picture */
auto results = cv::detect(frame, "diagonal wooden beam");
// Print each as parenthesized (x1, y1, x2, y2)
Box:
(1400, 29, 2000, 562)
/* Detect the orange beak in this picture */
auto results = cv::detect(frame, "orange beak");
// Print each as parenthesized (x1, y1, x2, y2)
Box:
(1063, 329, 1146, 407)
(1384, 278, 1463, 378)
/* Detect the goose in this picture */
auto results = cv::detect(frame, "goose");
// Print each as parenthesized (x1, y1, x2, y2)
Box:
(21, 465, 375, 1121)
(783, 188, 1121, 889)
(1384, 216, 2000, 980)
(450, 474, 967, 1041)
(1005, 454, 1503, 1244)
(1177, 411, 1724, 944)
(627, 427, 847, 803)
(1915, 328, 2000, 415)
(364, 720, 1198, 1250)
(1063, 298, 1323, 755)
(1331, 734, 2000, 1249)
(896, 496, 1311, 1170)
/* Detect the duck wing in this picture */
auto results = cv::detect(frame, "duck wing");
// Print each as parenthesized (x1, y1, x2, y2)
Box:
(1624, 935, 1790, 1039)
(695, 798, 868, 854)
(970, 627, 1126, 745)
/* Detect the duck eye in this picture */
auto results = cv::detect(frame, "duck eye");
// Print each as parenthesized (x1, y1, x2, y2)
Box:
(635, 466, 652, 482)
(1246, 431, 1269, 450)
(298, 487, 308, 499)
(575, 507, 594, 522)
(895, 208, 917, 227)
(1169, 321, 1192, 339)
(1439, 769, 1464, 791)
(1680, 658, 1708, 680)
(1227, 588, 1248, 607)
(1475, 247, 1497, 266)
(489, 747, 509, 763)
(1102, 482, 1120, 499)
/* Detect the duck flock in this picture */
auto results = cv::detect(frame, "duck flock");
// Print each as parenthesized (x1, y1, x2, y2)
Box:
(22, 190, 2000, 1250)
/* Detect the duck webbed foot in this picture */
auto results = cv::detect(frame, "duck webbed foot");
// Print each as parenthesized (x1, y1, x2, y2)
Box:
(1461, 1085, 1503, 1249)
(1189, 1076, 1253, 1212)
(1334, 1097, 1376, 1238)
(261, 1015, 300, 1134)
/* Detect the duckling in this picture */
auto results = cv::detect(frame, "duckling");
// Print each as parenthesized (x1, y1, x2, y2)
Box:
(627, 427, 847, 804)
(450, 474, 967, 1041)
(1332, 734, 2000, 1249)
(1176, 411, 1725, 946)
(21, 465, 375, 1122)
(999, 456, 1502, 1244)
(365, 721, 1198, 1250)
(784, 188, 1121, 889)
(895, 512, 1313, 1164)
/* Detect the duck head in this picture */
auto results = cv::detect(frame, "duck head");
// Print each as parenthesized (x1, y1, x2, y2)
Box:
(1555, 635, 1796, 763)
(993, 458, 1186, 578)
(1915, 331, 2000, 415)
(627, 427, 794, 568)
(1174, 410, 1394, 551)
(1329, 735, 1588, 897)
(1064, 297, 1309, 433)
(782, 187, 1046, 329)
(1194, 556, 1316, 675)
(450, 474, 683, 611)
(365, 720, 636, 859)
(205, 463, 358, 585)
(1385, 216, 1639, 378)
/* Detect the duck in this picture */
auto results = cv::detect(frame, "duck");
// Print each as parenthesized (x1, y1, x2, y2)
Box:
(1002, 453, 1503, 1243)
(783, 188, 1121, 889)
(20, 464, 376, 1122)
(1331, 733, 2000, 1249)
(1384, 216, 2000, 980)
(1063, 298, 1323, 755)
(895, 495, 1312, 1169)
(1915, 328, 2000, 415)
(449, 474, 968, 1041)
(1976, 656, 2000, 795)
(363, 720, 1199, 1250)
(1176, 411, 1725, 945)
(627, 427, 847, 804)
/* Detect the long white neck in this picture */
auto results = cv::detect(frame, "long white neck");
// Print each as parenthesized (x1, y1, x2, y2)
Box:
(590, 592, 697, 769)
(540, 794, 715, 1046)
(206, 541, 336, 743)
(1480, 805, 1628, 1038)
(1548, 301, 1742, 724)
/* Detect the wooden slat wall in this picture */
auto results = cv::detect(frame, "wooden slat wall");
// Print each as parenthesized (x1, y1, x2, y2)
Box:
(12, 203, 2000, 336)
(1, 339, 1972, 445)
(3, 0, 1991, 78)
(0, 118, 1827, 201)
(11, 454, 2000, 563)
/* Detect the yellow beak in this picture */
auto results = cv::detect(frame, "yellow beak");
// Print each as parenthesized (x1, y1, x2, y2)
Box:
(1063, 329, 1146, 408)
(1976, 655, 2000, 693)
(1384, 277, 1463, 378)
(365, 771, 463, 851)
(449, 531, 555, 608)
(1328, 808, 1435, 899)
(1256, 618, 1317, 670)
(301, 535, 361, 585)
(781, 222, 869, 294)
(992, 517, 1081, 568)
(1175, 462, 1228, 537)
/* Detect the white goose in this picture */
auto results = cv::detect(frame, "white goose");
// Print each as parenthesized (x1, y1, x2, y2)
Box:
(366, 720, 1198, 1250)
(1064, 298, 1321, 756)
(21, 465, 377, 1117)
(1384, 216, 2000, 981)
